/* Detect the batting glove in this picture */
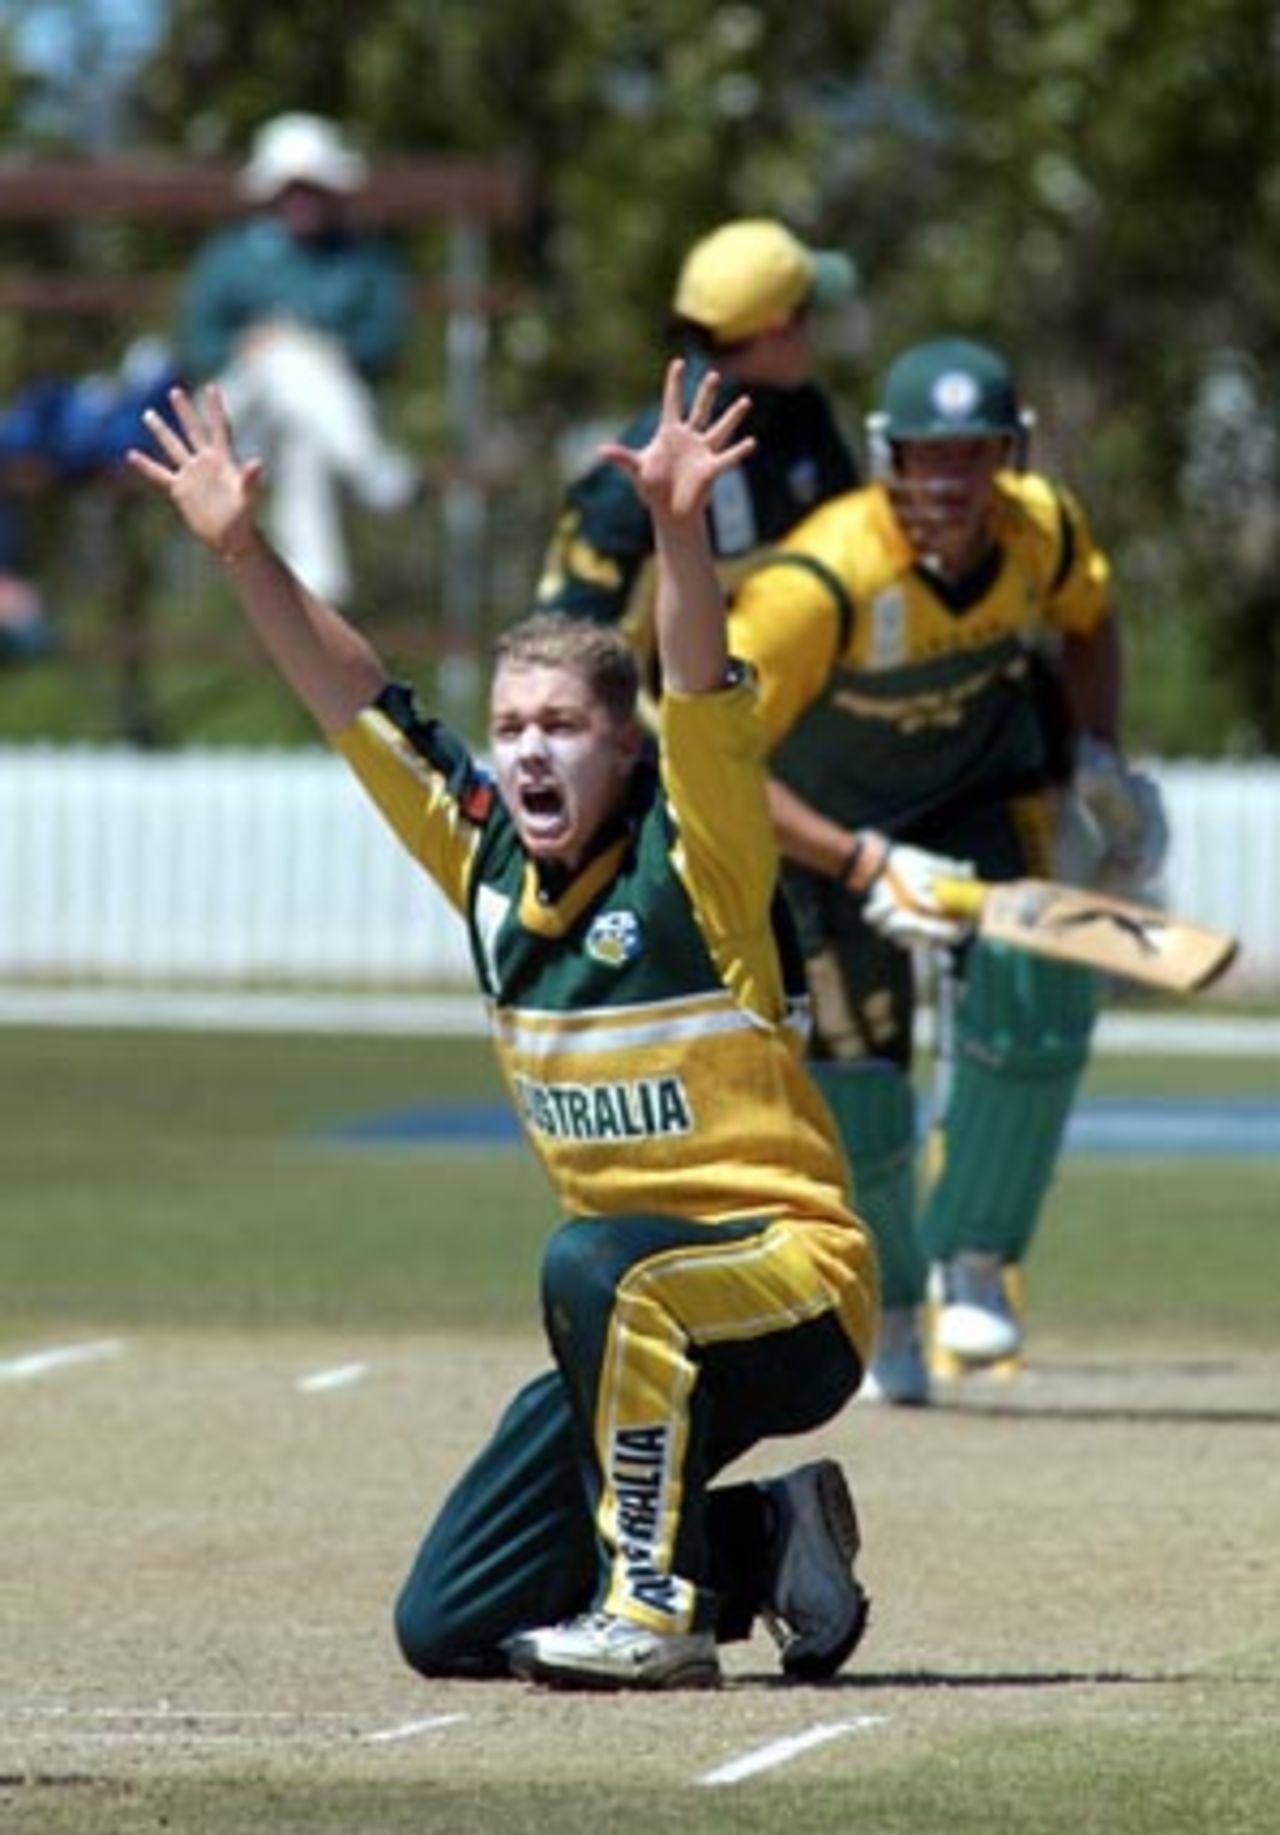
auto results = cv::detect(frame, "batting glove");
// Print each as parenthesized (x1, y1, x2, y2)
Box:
(1075, 737, 1169, 890)
(861, 842, 977, 948)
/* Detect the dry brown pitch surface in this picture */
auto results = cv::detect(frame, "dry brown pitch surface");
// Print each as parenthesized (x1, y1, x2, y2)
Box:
(3, 1330, 1278, 1831)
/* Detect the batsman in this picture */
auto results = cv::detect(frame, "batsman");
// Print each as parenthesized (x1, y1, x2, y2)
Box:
(724, 336, 1167, 1403)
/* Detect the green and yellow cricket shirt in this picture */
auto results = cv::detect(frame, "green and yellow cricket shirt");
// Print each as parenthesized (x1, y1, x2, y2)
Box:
(726, 471, 1113, 833)
(334, 675, 876, 1357)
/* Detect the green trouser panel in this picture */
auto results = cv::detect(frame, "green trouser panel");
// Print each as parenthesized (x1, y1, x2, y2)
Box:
(395, 1212, 862, 1673)
(918, 941, 1097, 1267)
(395, 1368, 597, 1677)
(540, 1211, 861, 1633)
(395, 1367, 785, 1672)
(812, 1060, 924, 1309)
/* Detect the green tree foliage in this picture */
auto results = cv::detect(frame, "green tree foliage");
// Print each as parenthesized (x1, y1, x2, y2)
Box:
(2, 0, 1278, 751)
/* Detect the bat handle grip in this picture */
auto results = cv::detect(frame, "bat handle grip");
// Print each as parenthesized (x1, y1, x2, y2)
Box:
(934, 875, 988, 919)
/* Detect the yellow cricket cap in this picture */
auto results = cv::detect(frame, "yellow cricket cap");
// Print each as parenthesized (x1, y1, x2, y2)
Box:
(672, 218, 857, 344)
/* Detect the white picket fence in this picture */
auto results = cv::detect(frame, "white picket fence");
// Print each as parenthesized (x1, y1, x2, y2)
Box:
(0, 745, 473, 987)
(0, 746, 1276, 991)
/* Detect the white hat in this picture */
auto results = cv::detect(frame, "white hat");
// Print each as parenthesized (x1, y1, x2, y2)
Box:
(239, 112, 369, 202)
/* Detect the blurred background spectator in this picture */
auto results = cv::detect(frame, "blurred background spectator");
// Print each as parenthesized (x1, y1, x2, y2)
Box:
(0, 336, 178, 665)
(177, 111, 419, 608)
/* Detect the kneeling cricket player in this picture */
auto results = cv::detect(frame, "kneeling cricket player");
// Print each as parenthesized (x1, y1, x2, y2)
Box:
(131, 361, 883, 1691)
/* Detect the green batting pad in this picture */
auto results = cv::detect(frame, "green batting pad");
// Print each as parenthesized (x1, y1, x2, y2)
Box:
(812, 1060, 924, 1308)
(919, 942, 1097, 1265)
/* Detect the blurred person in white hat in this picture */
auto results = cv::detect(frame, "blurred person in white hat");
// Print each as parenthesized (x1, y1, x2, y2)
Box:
(178, 112, 418, 606)
(535, 217, 860, 696)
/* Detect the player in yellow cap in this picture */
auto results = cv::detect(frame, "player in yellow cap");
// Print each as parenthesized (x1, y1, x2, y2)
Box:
(536, 218, 860, 701)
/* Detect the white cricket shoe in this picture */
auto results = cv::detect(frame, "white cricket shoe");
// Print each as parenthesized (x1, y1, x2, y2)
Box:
(861, 1305, 931, 1406)
(506, 1610, 720, 1691)
(761, 1459, 870, 1681)
(935, 1251, 1022, 1364)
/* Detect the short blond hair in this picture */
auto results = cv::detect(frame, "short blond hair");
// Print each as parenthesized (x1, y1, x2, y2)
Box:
(491, 613, 639, 726)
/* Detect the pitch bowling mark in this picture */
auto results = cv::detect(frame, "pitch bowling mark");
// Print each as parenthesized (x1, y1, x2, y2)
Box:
(0, 1338, 125, 1382)
(296, 1362, 369, 1393)
(362, 1713, 469, 1744)
(697, 1714, 887, 1785)
(0, 1702, 469, 1751)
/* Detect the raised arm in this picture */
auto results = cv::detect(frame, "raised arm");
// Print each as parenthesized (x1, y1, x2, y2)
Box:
(600, 358, 754, 694)
(127, 385, 387, 734)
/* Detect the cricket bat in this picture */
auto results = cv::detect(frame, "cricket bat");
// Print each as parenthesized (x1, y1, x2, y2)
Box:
(935, 876, 1238, 994)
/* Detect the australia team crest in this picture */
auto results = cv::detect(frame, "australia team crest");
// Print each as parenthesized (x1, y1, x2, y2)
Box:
(586, 909, 644, 968)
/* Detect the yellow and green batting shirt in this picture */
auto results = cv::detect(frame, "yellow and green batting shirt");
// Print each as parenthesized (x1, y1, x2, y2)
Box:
(726, 471, 1113, 831)
(334, 676, 875, 1340)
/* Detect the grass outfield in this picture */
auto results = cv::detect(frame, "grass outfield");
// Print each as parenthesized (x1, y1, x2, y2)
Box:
(2, 1024, 1277, 1835)
(10, 1743, 1280, 1835)
(1, 1026, 542, 1333)
(1, 1024, 1277, 1342)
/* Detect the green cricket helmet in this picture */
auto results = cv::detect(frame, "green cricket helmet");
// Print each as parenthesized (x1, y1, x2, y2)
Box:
(868, 339, 1030, 575)
(876, 337, 1023, 441)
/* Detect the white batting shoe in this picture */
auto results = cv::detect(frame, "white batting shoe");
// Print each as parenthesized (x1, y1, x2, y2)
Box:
(761, 1459, 870, 1681)
(861, 1305, 931, 1406)
(935, 1251, 1022, 1365)
(506, 1610, 720, 1691)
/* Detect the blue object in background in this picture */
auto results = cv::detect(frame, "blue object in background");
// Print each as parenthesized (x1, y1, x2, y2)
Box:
(325, 1096, 1280, 1159)
(0, 338, 179, 480)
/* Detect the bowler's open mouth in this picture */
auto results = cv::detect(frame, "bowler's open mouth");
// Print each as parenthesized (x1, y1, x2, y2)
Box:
(521, 782, 562, 815)
(518, 781, 568, 838)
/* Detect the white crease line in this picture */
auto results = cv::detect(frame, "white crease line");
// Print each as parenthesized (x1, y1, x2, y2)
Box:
(296, 1362, 369, 1394)
(697, 1715, 887, 1786)
(0, 1730, 330, 1748)
(0, 1706, 469, 1750)
(0, 1339, 126, 1383)
(0, 1705, 357, 1720)
(363, 1713, 469, 1745)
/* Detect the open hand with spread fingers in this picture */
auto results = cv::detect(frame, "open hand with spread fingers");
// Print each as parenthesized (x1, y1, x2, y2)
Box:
(600, 358, 755, 524)
(127, 385, 265, 564)
(599, 358, 757, 695)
